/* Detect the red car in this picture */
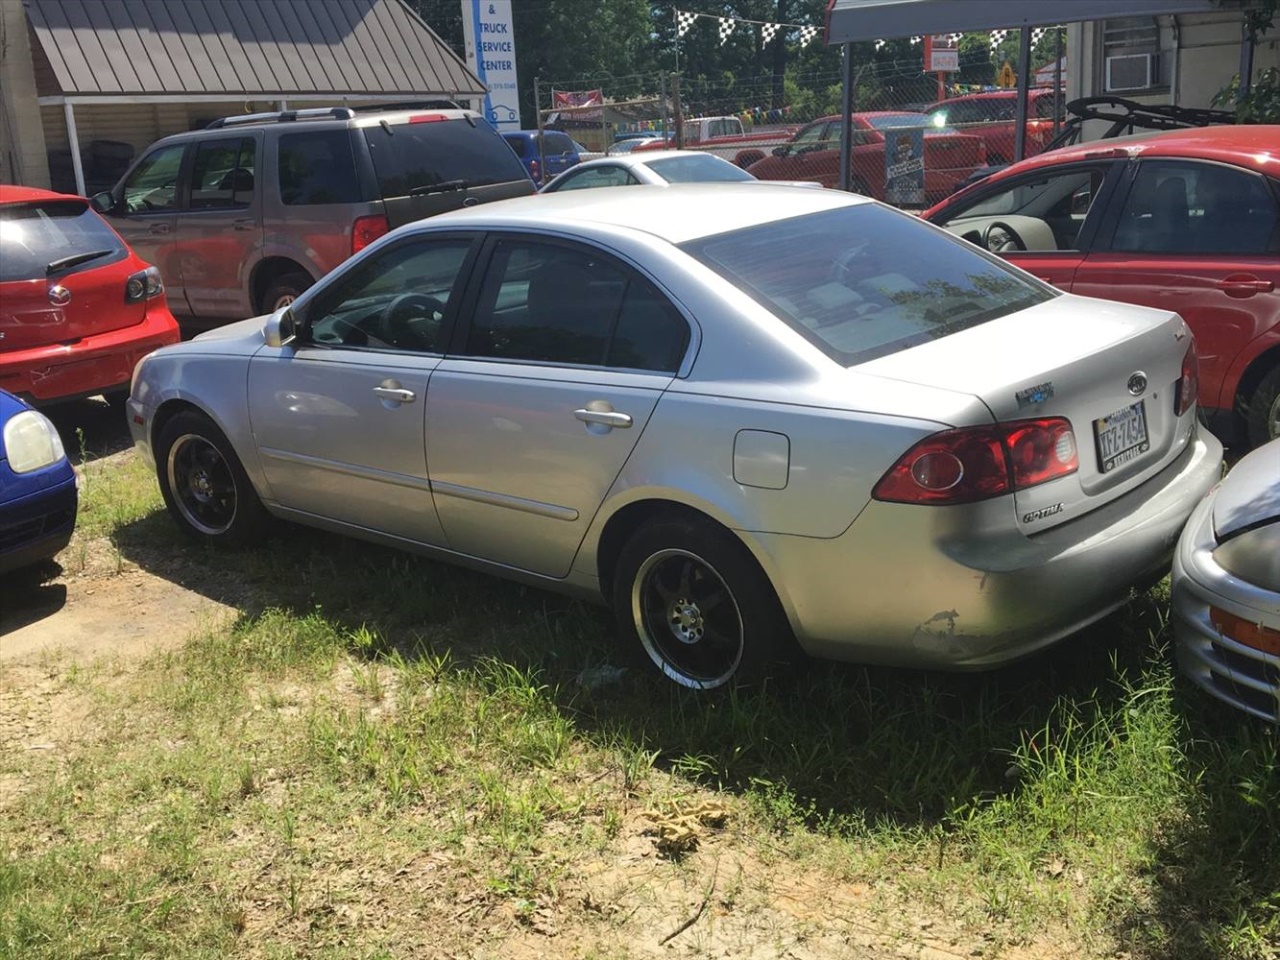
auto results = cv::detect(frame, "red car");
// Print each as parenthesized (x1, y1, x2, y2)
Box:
(925, 89, 1064, 166)
(923, 125, 1280, 449)
(0, 185, 179, 405)
(740, 112, 987, 204)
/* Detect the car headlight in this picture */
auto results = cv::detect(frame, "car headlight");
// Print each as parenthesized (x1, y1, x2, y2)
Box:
(1214, 523, 1280, 592)
(3, 410, 67, 474)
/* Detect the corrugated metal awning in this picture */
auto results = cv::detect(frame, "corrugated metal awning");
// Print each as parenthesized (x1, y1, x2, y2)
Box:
(25, 0, 486, 102)
(824, 0, 1223, 44)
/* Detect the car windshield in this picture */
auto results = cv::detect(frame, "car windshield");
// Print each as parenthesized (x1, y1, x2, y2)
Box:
(682, 204, 1054, 366)
(646, 154, 754, 183)
(866, 113, 959, 135)
(0, 200, 127, 282)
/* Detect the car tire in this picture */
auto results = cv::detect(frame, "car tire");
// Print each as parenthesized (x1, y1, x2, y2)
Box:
(613, 515, 798, 690)
(1245, 364, 1280, 448)
(261, 271, 313, 314)
(155, 410, 270, 546)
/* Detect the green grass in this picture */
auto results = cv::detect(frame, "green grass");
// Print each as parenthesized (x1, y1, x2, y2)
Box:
(3, 453, 1279, 959)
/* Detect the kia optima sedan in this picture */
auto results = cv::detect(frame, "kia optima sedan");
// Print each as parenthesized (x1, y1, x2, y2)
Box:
(126, 185, 1223, 690)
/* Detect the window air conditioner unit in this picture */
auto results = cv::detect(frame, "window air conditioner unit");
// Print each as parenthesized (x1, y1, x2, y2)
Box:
(1105, 53, 1154, 92)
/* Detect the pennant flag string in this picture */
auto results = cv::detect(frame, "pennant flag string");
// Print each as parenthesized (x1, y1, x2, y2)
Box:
(718, 16, 735, 45)
(673, 9, 822, 43)
(675, 9, 697, 38)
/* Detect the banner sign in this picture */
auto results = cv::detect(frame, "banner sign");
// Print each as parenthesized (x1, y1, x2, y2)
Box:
(923, 34, 960, 73)
(461, 1, 521, 130)
(552, 90, 604, 109)
(884, 129, 925, 207)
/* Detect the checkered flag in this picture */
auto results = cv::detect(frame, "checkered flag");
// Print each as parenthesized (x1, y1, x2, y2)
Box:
(949, 32, 962, 42)
(874, 38, 885, 50)
(990, 28, 1008, 52)
(761, 21, 780, 46)
(909, 35, 921, 44)
(719, 17, 735, 45)
(798, 24, 819, 47)
(1031, 27, 1047, 45)
(675, 9, 696, 38)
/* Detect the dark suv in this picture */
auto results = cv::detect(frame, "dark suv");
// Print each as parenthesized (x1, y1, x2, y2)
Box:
(91, 105, 535, 321)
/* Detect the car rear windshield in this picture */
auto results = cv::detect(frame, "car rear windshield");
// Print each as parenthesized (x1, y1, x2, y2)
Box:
(362, 119, 531, 198)
(682, 204, 1055, 366)
(647, 154, 754, 183)
(866, 113, 959, 135)
(0, 200, 127, 282)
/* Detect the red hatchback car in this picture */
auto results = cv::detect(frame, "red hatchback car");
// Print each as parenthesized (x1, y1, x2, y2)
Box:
(0, 185, 179, 405)
(923, 126, 1280, 449)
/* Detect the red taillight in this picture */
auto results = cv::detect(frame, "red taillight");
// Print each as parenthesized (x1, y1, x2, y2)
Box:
(408, 113, 448, 123)
(530, 158, 540, 182)
(352, 215, 389, 255)
(873, 418, 1078, 506)
(1175, 339, 1198, 417)
(977, 141, 987, 164)
(124, 266, 164, 303)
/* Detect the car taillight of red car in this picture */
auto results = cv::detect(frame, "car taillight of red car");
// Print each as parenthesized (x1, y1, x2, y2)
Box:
(352, 214, 390, 255)
(1175, 339, 1198, 417)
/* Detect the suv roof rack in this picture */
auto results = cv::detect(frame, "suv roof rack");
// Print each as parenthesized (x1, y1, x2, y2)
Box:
(348, 99, 463, 113)
(206, 107, 357, 129)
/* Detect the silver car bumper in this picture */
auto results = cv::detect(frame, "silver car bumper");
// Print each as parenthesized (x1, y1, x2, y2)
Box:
(1173, 493, 1280, 722)
(126, 397, 155, 471)
(752, 431, 1223, 670)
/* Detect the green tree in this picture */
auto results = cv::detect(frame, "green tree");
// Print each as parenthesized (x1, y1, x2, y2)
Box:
(1214, 0, 1279, 123)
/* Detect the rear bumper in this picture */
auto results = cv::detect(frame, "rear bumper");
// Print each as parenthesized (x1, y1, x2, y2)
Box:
(1172, 494, 1280, 722)
(0, 307, 180, 404)
(0, 468, 77, 575)
(751, 430, 1223, 670)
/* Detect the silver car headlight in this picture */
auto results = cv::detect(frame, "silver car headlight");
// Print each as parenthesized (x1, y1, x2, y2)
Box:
(1213, 523, 1280, 592)
(3, 410, 67, 474)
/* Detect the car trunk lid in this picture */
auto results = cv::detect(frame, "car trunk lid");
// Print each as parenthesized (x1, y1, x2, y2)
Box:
(857, 292, 1197, 532)
(924, 132, 985, 170)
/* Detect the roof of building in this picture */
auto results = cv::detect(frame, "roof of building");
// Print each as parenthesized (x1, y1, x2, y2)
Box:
(24, 0, 485, 100)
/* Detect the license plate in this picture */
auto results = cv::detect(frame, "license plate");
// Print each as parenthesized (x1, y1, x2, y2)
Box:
(1094, 401, 1150, 473)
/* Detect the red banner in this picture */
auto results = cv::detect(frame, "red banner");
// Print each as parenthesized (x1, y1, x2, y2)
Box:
(552, 89, 604, 109)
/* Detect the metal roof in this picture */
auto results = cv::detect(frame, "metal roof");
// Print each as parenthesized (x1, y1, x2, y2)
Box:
(825, 0, 1223, 44)
(24, 0, 485, 101)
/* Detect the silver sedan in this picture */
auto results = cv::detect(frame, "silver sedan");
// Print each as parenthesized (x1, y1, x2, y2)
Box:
(127, 185, 1223, 690)
(541, 150, 763, 193)
(1173, 438, 1280, 721)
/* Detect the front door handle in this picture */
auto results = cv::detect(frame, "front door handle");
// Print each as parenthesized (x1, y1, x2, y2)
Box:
(233, 218, 255, 231)
(574, 407, 632, 429)
(149, 222, 170, 235)
(373, 384, 416, 403)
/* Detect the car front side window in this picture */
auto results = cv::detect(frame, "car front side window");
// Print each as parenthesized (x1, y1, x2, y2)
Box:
(463, 238, 688, 372)
(937, 167, 1107, 253)
(303, 238, 474, 353)
(122, 144, 186, 213)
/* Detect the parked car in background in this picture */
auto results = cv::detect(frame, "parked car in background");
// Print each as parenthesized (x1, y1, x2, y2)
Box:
(739, 112, 986, 203)
(540, 150, 795, 192)
(0, 389, 76, 576)
(502, 130, 583, 183)
(92, 104, 534, 322)
(0, 184, 179, 405)
(923, 125, 1280, 449)
(1173, 437, 1280, 722)
(925, 89, 1064, 166)
(606, 136, 671, 156)
(127, 185, 1220, 691)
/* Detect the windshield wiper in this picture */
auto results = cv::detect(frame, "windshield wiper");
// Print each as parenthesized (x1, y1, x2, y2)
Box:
(408, 179, 470, 197)
(46, 249, 113, 275)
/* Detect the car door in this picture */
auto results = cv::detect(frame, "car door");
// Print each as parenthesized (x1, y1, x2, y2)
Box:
(172, 134, 263, 319)
(247, 233, 480, 544)
(425, 234, 691, 577)
(1073, 159, 1280, 416)
(754, 122, 833, 185)
(105, 141, 189, 311)
(927, 161, 1121, 290)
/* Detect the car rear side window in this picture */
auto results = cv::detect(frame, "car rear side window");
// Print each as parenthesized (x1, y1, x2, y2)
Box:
(0, 200, 127, 282)
(190, 137, 255, 209)
(684, 204, 1053, 366)
(464, 239, 688, 372)
(543, 133, 576, 154)
(362, 119, 530, 198)
(647, 155, 754, 183)
(278, 130, 361, 205)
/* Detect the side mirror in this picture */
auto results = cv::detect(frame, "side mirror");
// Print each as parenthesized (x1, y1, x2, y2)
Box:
(91, 191, 115, 214)
(771, 145, 787, 157)
(263, 308, 297, 348)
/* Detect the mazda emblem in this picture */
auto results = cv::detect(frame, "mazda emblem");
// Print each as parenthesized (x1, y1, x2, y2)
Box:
(1127, 372, 1148, 397)
(48, 285, 72, 306)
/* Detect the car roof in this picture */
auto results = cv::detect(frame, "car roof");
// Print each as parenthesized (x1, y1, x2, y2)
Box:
(423, 183, 871, 244)
(0, 184, 83, 205)
(930, 89, 1055, 104)
(982, 124, 1280, 176)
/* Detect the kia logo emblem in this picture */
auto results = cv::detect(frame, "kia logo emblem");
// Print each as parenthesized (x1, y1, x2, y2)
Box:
(48, 285, 72, 306)
(1127, 372, 1148, 396)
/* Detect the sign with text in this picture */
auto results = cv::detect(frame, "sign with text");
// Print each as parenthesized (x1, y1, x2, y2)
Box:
(884, 128, 925, 208)
(924, 34, 959, 73)
(461, 1, 521, 130)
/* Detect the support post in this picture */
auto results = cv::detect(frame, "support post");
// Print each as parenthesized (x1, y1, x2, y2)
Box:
(1053, 28, 1063, 137)
(64, 101, 85, 196)
(1239, 17, 1256, 98)
(839, 43, 854, 192)
(534, 76, 545, 184)
(672, 72, 683, 149)
(1013, 27, 1032, 163)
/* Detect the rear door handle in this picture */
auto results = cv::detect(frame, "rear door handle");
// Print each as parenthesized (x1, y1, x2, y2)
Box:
(574, 407, 632, 428)
(1216, 275, 1274, 297)
(233, 218, 255, 231)
(373, 385, 416, 403)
